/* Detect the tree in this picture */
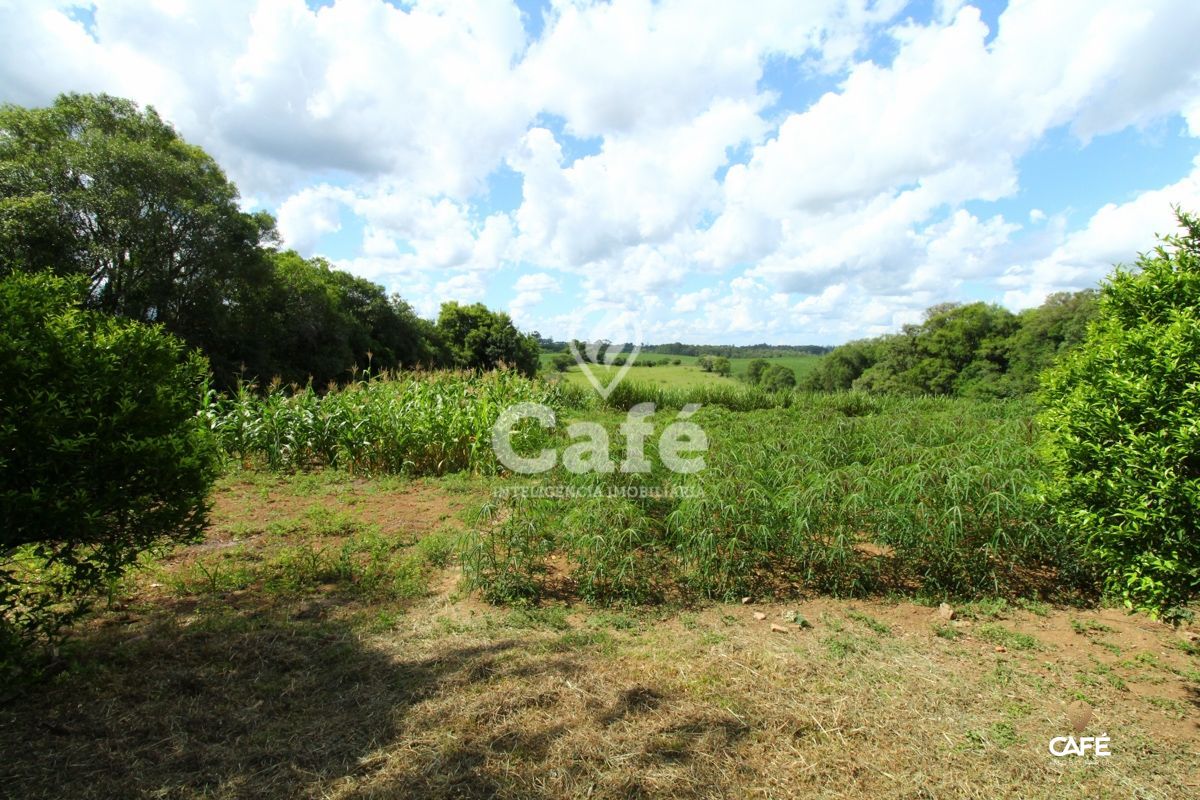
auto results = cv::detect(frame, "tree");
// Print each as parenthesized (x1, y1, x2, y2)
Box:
(759, 364, 797, 392)
(805, 293, 1097, 397)
(243, 251, 439, 386)
(1040, 210, 1200, 621)
(711, 356, 732, 376)
(802, 339, 883, 391)
(0, 93, 276, 387)
(436, 302, 540, 377)
(746, 359, 770, 384)
(698, 355, 715, 372)
(1, 273, 216, 649)
(551, 353, 575, 372)
(997, 290, 1098, 395)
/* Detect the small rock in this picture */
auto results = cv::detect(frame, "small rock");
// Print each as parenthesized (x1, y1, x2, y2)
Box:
(741, 596, 752, 605)
(994, 645, 1006, 653)
(753, 611, 767, 621)
(770, 624, 789, 633)
(936, 603, 956, 621)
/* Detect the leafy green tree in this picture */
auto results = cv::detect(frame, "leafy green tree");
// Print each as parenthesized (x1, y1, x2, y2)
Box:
(746, 358, 770, 384)
(551, 353, 575, 372)
(1040, 211, 1200, 621)
(0, 93, 276, 387)
(241, 251, 440, 386)
(807, 294, 1096, 397)
(906, 303, 1017, 395)
(711, 356, 732, 376)
(436, 302, 539, 377)
(697, 355, 714, 372)
(759, 364, 797, 392)
(1, 273, 216, 649)
(802, 339, 882, 391)
(998, 290, 1098, 395)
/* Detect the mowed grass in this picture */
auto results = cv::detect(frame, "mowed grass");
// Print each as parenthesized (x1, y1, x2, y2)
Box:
(541, 352, 822, 389)
(3, 470, 1198, 800)
(556, 361, 731, 390)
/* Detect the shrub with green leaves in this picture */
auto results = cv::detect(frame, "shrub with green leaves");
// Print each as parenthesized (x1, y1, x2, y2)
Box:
(1040, 210, 1200, 621)
(0, 273, 216, 649)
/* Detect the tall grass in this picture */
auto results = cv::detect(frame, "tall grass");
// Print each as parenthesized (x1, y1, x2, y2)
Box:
(596, 380, 791, 411)
(462, 394, 1094, 604)
(208, 370, 572, 476)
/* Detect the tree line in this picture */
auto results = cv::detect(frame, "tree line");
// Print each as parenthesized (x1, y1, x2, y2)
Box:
(648, 342, 831, 358)
(802, 290, 1099, 397)
(0, 93, 539, 389)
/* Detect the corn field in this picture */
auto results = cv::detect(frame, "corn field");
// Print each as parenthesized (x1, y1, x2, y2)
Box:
(206, 370, 573, 475)
(206, 372, 1088, 604)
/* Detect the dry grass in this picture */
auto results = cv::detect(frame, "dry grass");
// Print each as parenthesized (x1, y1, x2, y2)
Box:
(2, 473, 1198, 799)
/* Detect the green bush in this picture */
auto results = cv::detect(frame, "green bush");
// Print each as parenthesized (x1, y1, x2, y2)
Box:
(0, 274, 216, 649)
(1040, 210, 1200, 621)
(746, 359, 770, 384)
(759, 364, 797, 393)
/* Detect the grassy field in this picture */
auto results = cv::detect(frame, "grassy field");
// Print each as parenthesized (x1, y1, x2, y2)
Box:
(3, 469, 1197, 799)
(540, 351, 822, 389)
(7, 371, 1199, 798)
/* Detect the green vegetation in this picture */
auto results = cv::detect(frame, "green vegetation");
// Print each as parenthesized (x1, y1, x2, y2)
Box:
(436, 301, 540, 378)
(0, 93, 537, 388)
(3, 91, 1197, 677)
(209, 370, 569, 476)
(804, 291, 1097, 397)
(1040, 210, 1200, 622)
(975, 624, 1040, 651)
(549, 353, 821, 392)
(0, 273, 216, 649)
(462, 394, 1088, 605)
(697, 355, 732, 375)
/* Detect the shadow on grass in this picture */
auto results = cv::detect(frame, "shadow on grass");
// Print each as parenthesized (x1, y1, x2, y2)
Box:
(0, 599, 561, 799)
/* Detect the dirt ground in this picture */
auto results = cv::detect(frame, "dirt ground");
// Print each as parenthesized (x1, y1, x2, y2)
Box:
(2, 473, 1197, 799)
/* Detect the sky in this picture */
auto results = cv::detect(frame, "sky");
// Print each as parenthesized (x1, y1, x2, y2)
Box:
(4, 0, 1200, 345)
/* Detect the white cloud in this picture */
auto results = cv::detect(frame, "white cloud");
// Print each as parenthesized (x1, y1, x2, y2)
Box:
(694, 0, 1200, 317)
(4, 0, 1200, 340)
(509, 272, 561, 324)
(521, 0, 906, 139)
(510, 96, 769, 270)
(276, 184, 353, 252)
(1000, 156, 1200, 309)
(1, 0, 533, 202)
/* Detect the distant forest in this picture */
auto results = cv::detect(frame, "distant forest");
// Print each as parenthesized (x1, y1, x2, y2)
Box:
(536, 339, 832, 358)
(802, 291, 1098, 398)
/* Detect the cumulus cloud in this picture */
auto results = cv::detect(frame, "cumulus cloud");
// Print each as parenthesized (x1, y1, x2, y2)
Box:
(1, 0, 532, 201)
(509, 272, 562, 324)
(1000, 156, 1200, 309)
(3, 0, 1200, 340)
